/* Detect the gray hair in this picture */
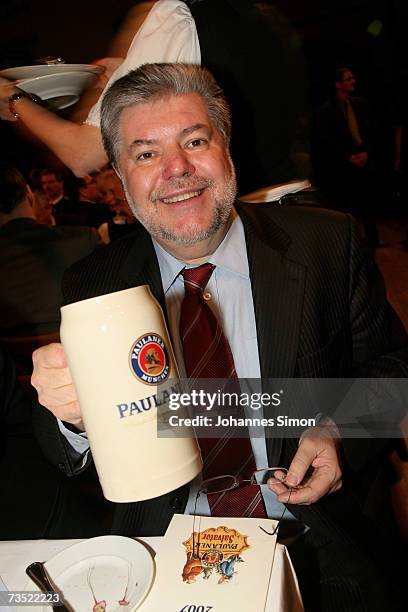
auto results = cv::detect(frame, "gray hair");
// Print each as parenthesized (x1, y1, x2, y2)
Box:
(100, 63, 231, 168)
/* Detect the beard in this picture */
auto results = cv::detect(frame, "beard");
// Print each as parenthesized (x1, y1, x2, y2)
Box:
(123, 166, 237, 247)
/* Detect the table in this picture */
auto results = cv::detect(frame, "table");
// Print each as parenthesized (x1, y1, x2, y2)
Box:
(0, 538, 304, 611)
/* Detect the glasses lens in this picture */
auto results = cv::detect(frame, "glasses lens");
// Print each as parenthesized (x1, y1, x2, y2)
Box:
(252, 467, 288, 484)
(201, 475, 236, 494)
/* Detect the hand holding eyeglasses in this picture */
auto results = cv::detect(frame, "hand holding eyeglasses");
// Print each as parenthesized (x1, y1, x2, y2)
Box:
(267, 419, 342, 505)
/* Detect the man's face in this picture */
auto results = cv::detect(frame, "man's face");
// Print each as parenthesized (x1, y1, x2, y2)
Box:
(80, 175, 99, 202)
(41, 173, 63, 200)
(337, 70, 356, 95)
(99, 174, 133, 221)
(98, 172, 124, 208)
(117, 93, 236, 255)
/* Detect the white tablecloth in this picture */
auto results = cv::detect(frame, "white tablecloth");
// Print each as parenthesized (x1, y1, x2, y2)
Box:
(0, 538, 304, 611)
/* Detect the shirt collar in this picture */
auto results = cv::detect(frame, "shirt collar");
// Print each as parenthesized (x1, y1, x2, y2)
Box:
(152, 211, 249, 294)
(49, 194, 64, 206)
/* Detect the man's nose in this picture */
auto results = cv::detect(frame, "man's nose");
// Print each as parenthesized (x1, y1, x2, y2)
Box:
(162, 148, 195, 180)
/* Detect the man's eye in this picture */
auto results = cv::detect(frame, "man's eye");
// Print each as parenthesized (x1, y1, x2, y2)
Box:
(137, 151, 154, 161)
(187, 138, 207, 148)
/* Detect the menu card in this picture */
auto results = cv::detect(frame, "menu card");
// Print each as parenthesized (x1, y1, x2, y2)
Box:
(141, 514, 278, 611)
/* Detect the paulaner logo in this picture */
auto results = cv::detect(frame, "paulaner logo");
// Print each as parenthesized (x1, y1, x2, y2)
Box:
(129, 333, 170, 385)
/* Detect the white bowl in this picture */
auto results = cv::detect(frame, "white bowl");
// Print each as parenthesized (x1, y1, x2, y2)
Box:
(17, 70, 98, 110)
(0, 63, 103, 80)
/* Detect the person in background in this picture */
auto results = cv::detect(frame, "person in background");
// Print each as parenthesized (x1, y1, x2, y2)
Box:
(77, 172, 113, 228)
(31, 192, 55, 225)
(96, 168, 139, 243)
(39, 168, 79, 225)
(26, 168, 55, 225)
(40, 168, 65, 207)
(96, 168, 128, 217)
(78, 173, 102, 204)
(40, 168, 112, 228)
(313, 67, 384, 247)
(0, 165, 101, 337)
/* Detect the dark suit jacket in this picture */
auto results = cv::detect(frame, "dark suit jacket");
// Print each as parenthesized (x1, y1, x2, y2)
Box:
(0, 218, 101, 336)
(315, 96, 372, 155)
(34, 204, 407, 606)
(313, 96, 374, 202)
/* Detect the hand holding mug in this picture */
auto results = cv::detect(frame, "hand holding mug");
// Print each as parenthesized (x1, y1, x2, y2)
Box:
(31, 342, 84, 430)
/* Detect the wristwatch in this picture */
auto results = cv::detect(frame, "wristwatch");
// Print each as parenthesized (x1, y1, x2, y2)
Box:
(8, 91, 43, 118)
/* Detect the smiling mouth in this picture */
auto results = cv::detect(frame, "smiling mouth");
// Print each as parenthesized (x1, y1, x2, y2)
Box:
(160, 189, 204, 204)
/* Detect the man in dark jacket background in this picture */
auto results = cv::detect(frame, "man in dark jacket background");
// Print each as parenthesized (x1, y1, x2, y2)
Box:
(0, 165, 101, 336)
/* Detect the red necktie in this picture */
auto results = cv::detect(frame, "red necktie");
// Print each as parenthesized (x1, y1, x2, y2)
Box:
(180, 263, 266, 517)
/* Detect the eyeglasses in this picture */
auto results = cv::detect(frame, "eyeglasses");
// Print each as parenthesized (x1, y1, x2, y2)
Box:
(190, 467, 292, 560)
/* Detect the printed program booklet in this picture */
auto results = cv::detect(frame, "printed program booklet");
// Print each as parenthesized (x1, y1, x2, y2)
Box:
(140, 513, 278, 612)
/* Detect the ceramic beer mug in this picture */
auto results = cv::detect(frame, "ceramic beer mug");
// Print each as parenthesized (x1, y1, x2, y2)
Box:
(60, 285, 202, 502)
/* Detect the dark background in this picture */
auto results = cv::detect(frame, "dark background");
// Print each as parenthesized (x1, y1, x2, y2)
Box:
(1, 0, 407, 170)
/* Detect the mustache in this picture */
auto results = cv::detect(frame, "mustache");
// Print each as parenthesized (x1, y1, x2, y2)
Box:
(151, 177, 214, 202)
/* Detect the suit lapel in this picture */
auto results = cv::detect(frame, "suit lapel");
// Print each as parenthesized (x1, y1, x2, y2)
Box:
(238, 204, 307, 464)
(238, 204, 306, 378)
(118, 230, 167, 316)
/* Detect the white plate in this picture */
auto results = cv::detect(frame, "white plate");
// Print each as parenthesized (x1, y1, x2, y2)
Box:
(16, 71, 98, 110)
(24, 536, 155, 612)
(0, 64, 103, 80)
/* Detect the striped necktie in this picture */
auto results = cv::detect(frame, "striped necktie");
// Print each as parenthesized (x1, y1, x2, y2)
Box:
(180, 263, 266, 517)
